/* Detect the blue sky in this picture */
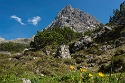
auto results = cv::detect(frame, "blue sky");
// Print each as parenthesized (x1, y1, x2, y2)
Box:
(0, 0, 124, 40)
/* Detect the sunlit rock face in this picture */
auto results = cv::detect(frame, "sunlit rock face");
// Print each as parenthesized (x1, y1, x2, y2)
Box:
(46, 5, 100, 33)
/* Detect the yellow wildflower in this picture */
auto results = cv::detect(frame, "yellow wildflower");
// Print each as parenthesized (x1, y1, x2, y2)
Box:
(70, 66, 75, 70)
(80, 68, 83, 72)
(98, 72, 104, 77)
(89, 73, 93, 77)
(83, 69, 87, 72)
(80, 68, 87, 72)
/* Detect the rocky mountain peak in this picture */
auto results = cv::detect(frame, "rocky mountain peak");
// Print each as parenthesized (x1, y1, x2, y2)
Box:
(46, 5, 100, 32)
(63, 5, 72, 10)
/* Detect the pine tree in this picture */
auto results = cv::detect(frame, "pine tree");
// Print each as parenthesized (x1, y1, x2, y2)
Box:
(109, 1, 125, 26)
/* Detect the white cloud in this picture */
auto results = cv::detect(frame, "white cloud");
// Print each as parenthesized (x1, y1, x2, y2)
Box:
(11, 15, 25, 25)
(0, 37, 5, 41)
(28, 16, 41, 25)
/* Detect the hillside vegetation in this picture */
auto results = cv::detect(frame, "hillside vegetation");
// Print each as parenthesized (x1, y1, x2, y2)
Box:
(0, 1, 125, 83)
(0, 42, 29, 53)
(30, 27, 82, 49)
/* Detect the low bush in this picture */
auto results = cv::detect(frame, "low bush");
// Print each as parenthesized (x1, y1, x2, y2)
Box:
(0, 42, 29, 53)
(30, 27, 82, 49)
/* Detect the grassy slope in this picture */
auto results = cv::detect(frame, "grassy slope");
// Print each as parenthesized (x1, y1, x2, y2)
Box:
(0, 44, 125, 83)
(1, 26, 125, 82)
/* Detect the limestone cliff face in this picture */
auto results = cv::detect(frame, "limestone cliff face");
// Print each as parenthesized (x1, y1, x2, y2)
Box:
(46, 5, 100, 32)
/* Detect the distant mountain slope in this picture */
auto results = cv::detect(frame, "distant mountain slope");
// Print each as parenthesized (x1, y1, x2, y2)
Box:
(0, 36, 34, 44)
(46, 5, 100, 32)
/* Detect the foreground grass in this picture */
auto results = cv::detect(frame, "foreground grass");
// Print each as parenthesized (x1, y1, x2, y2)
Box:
(0, 68, 125, 83)
(0, 50, 125, 83)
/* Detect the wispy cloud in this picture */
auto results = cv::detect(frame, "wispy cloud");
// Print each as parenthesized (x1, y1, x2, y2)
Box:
(11, 15, 25, 25)
(28, 16, 41, 25)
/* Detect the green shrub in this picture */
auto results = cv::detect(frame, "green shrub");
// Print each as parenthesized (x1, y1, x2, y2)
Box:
(109, 1, 125, 27)
(0, 42, 29, 53)
(30, 27, 82, 49)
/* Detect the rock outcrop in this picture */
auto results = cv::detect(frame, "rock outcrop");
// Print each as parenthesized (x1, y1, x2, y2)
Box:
(71, 36, 93, 53)
(56, 44, 71, 58)
(22, 78, 31, 83)
(46, 5, 100, 33)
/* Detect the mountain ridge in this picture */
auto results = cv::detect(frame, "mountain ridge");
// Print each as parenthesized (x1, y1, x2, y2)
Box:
(46, 5, 100, 32)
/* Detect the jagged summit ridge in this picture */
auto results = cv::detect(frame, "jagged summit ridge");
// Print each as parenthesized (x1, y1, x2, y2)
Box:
(46, 5, 100, 32)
